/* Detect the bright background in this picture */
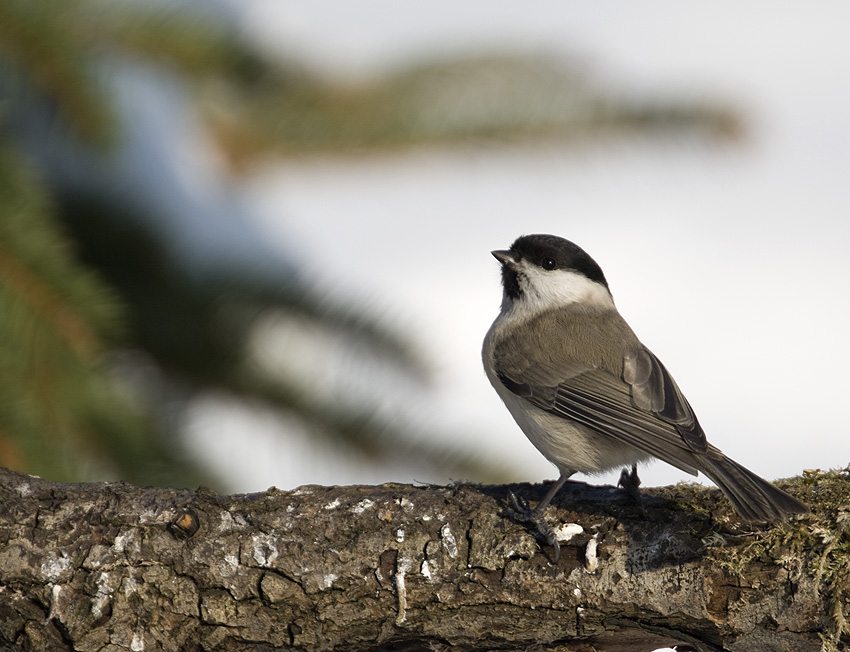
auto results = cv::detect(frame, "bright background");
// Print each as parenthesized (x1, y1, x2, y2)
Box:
(183, 1, 849, 492)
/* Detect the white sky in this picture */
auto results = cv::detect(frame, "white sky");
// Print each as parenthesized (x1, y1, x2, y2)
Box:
(189, 1, 850, 493)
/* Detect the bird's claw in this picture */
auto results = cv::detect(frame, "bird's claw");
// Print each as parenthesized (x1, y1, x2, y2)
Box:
(506, 491, 561, 562)
(618, 465, 646, 516)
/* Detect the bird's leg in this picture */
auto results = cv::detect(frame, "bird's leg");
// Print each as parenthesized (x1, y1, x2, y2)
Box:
(507, 472, 571, 562)
(618, 464, 645, 515)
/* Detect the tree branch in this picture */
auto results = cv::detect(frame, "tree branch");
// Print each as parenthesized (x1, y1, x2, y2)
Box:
(0, 466, 847, 651)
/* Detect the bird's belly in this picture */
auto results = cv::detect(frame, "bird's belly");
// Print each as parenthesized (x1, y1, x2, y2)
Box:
(499, 390, 651, 475)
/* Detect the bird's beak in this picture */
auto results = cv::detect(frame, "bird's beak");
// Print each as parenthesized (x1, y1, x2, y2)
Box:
(491, 249, 516, 266)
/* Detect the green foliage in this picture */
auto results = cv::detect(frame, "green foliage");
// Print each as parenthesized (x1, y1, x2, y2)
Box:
(0, 146, 206, 485)
(0, 0, 113, 146)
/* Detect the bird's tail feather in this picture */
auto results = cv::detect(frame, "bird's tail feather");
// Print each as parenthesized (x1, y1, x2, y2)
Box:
(699, 455, 809, 522)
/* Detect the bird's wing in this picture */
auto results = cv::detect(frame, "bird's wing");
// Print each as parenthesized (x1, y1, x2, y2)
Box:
(622, 346, 708, 452)
(496, 345, 711, 476)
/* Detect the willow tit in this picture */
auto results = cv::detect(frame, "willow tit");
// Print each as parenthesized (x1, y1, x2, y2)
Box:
(483, 234, 808, 555)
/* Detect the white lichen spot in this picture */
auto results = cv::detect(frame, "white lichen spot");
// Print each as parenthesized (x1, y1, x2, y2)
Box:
(440, 523, 458, 558)
(323, 498, 341, 510)
(16, 483, 31, 497)
(395, 528, 405, 543)
(420, 560, 433, 580)
(323, 573, 338, 589)
(584, 534, 599, 573)
(286, 504, 296, 514)
(218, 511, 235, 533)
(130, 631, 145, 651)
(48, 584, 63, 621)
(112, 529, 140, 556)
(216, 510, 246, 532)
(553, 522, 584, 543)
(91, 572, 112, 619)
(137, 509, 160, 525)
(352, 498, 375, 514)
(397, 497, 414, 510)
(218, 553, 239, 578)
(573, 587, 582, 599)
(251, 534, 279, 567)
(394, 557, 412, 625)
(41, 551, 71, 582)
(113, 532, 128, 554)
(123, 575, 139, 597)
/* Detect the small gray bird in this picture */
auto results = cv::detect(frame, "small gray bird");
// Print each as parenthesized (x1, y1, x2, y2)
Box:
(483, 234, 808, 556)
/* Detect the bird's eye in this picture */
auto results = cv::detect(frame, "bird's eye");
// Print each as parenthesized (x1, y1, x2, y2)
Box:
(541, 257, 557, 270)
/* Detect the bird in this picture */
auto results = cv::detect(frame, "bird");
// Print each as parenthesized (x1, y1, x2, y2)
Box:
(482, 234, 808, 557)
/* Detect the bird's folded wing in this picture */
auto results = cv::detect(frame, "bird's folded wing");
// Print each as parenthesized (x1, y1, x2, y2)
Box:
(623, 347, 708, 452)
(498, 346, 713, 476)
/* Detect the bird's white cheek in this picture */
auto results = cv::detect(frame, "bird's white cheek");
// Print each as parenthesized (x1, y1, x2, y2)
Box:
(519, 267, 614, 312)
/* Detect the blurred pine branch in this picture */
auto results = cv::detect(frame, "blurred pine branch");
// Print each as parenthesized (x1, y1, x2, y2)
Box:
(0, 145, 209, 486)
(203, 52, 741, 169)
(0, 0, 115, 146)
(0, 0, 741, 489)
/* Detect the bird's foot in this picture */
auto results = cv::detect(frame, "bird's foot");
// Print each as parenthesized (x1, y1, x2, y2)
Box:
(507, 491, 561, 562)
(618, 464, 646, 516)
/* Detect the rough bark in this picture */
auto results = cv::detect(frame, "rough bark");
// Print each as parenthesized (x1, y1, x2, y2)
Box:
(0, 465, 847, 652)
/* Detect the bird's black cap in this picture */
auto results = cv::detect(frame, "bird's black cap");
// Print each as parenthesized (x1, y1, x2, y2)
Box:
(494, 234, 609, 300)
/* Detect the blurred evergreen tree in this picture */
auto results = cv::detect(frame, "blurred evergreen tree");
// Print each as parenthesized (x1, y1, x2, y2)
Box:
(0, 0, 740, 488)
